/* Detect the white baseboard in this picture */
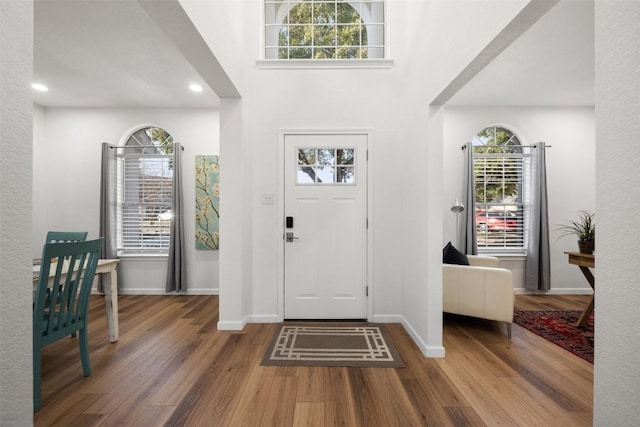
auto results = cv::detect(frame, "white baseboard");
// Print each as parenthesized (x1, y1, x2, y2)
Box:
(105, 288, 219, 295)
(185, 288, 219, 295)
(216, 312, 446, 357)
(371, 314, 404, 323)
(402, 317, 446, 358)
(247, 314, 282, 323)
(425, 345, 446, 358)
(217, 319, 247, 331)
(373, 314, 446, 358)
(514, 287, 593, 295)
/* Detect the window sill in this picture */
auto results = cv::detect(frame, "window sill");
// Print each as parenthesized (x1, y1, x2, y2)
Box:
(478, 251, 527, 260)
(256, 59, 394, 70)
(117, 253, 169, 261)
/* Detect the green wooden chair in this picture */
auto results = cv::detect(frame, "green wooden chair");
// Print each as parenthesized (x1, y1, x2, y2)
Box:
(45, 231, 88, 244)
(33, 238, 103, 412)
(41, 232, 89, 333)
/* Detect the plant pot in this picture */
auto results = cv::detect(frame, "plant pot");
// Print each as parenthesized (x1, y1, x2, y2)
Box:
(578, 240, 594, 254)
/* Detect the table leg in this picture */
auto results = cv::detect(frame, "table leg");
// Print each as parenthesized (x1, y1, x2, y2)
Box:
(579, 266, 595, 289)
(575, 294, 594, 327)
(575, 266, 595, 328)
(102, 265, 120, 342)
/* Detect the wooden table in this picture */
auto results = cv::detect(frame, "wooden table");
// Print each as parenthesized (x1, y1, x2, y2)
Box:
(33, 259, 120, 342)
(564, 252, 594, 327)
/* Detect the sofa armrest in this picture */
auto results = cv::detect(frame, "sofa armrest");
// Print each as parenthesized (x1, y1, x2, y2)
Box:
(467, 255, 500, 268)
(442, 263, 514, 324)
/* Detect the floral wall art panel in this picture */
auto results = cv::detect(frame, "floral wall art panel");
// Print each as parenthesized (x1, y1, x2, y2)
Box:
(195, 155, 220, 250)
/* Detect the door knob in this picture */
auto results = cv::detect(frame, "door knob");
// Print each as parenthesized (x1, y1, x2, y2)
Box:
(285, 232, 299, 242)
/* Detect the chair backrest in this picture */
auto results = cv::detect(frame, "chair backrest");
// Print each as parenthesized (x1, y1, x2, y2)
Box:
(45, 231, 88, 243)
(41, 232, 89, 265)
(33, 238, 103, 346)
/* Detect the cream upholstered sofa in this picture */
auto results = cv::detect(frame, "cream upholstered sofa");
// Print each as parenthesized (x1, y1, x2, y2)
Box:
(443, 255, 515, 337)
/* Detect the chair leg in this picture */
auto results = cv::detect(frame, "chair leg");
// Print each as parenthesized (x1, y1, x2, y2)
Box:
(506, 322, 512, 339)
(34, 348, 42, 412)
(79, 328, 92, 377)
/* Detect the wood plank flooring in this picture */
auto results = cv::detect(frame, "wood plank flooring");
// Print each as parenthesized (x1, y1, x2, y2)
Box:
(34, 294, 593, 426)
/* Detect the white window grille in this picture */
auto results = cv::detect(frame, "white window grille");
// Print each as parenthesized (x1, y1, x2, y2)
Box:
(473, 126, 528, 252)
(265, 0, 385, 60)
(117, 127, 174, 254)
(296, 148, 355, 184)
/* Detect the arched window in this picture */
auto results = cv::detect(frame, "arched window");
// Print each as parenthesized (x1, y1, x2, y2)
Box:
(265, 0, 385, 59)
(117, 127, 174, 254)
(473, 126, 526, 251)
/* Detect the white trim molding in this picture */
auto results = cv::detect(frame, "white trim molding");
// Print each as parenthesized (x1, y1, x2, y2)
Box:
(247, 314, 282, 323)
(277, 129, 374, 322)
(113, 289, 219, 296)
(401, 316, 445, 358)
(514, 287, 593, 295)
(256, 59, 394, 69)
(217, 318, 248, 331)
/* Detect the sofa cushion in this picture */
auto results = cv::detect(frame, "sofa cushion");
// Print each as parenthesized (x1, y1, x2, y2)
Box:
(443, 241, 469, 265)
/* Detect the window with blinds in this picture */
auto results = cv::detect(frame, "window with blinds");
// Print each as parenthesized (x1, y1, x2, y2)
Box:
(473, 126, 526, 252)
(117, 127, 174, 254)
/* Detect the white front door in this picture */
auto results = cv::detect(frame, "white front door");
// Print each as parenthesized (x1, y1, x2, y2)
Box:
(284, 133, 368, 319)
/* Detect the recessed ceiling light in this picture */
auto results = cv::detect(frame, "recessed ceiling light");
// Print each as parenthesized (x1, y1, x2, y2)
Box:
(32, 83, 49, 92)
(189, 83, 203, 93)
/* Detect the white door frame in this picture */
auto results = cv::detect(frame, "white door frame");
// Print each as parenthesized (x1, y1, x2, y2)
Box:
(277, 129, 374, 322)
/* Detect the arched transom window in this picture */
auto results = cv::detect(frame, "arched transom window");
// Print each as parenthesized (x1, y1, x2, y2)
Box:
(265, 0, 385, 59)
(473, 126, 526, 251)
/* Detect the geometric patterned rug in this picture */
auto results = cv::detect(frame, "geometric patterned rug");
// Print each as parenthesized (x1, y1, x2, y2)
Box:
(513, 310, 594, 364)
(261, 324, 404, 367)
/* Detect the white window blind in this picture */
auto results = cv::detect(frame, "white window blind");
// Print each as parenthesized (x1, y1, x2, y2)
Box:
(474, 152, 526, 251)
(473, 126, 527, 252)
(116, 127, 174, 254)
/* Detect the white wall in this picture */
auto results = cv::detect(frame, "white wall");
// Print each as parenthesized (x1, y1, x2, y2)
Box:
(179, 0, 247, 97)
(0, 1, 33, 423)
(443, 106, 596, 293)
(594, 2, 640, 425)
(32, 108, 220, 294)
(4, 0, 637, 419)
(217, 98, 252, 329)
(207, 0, 531, 357)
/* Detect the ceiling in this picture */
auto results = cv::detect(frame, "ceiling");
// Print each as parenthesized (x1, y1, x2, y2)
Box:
(447, 0, 594, 107)
(33, 0, 594, 109)
(33, 0, 220, 108)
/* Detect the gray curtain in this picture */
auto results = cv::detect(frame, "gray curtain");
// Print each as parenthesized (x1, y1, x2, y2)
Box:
(99, 142, 118, 291)
(525, 143, 551, 291)
(462, 143, 478, 255)
(166, 142, 187, 293)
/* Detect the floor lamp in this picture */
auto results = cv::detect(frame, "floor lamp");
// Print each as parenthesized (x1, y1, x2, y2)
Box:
(450, 198, 465, 248)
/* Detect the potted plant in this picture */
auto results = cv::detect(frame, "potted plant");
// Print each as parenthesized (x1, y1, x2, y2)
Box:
(556, 210, 595, 254)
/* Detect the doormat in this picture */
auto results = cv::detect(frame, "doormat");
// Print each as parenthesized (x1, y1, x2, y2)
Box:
(261, 324, 404, 367)
(513, 310, 594, 364)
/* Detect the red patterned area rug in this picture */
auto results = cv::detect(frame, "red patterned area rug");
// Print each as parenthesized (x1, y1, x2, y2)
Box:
(513, 310, 594, 364)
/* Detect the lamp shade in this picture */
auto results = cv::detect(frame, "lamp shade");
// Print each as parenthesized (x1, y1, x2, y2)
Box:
(450, 198, 465, 213)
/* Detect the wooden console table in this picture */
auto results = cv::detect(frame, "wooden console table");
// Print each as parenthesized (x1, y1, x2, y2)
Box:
(564, 252, 594, 327)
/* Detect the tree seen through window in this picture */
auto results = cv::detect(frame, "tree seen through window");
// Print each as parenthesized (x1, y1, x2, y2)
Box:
(279, 1, 368, 59)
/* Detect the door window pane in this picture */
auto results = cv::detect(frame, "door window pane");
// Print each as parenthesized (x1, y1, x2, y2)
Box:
(336, 167, 354, 183)
(296, 148, 357, 184)
(337, 149, 354, 164)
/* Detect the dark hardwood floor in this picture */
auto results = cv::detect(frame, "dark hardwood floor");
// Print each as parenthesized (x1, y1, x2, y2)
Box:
(34, 294, 593, 426)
